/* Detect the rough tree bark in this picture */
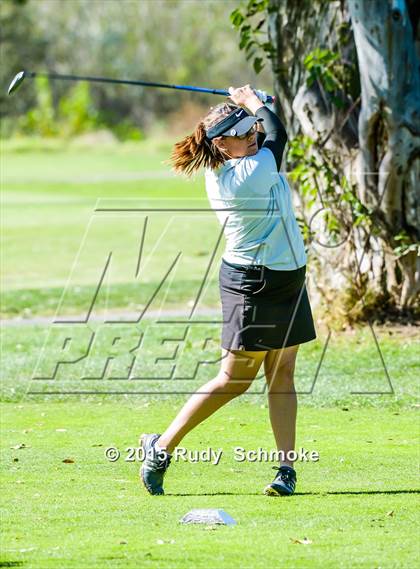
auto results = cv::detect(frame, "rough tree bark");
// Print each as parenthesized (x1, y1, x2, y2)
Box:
(266, 0, 419, 320)
(348, 0, 420, 308)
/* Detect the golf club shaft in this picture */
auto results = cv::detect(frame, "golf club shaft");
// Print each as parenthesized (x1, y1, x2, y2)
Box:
(25, 71, 275, 102)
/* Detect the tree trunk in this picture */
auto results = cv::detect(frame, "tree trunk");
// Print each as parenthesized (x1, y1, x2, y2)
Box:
(348, 0, 420, 309)
(266, 0, 420, 321)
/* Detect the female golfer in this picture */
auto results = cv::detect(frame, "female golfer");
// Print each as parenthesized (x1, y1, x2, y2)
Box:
(140, 85, 316, 496)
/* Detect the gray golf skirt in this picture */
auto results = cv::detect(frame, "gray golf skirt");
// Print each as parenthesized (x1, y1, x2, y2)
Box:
(219, 258, 317, 351)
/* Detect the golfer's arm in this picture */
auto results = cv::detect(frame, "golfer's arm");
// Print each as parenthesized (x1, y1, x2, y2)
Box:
(255, 107, 287, 171)
(256, 131, 266, 149)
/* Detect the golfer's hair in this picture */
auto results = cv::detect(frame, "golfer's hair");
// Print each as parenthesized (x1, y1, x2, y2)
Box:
(170, 102, 238, 176)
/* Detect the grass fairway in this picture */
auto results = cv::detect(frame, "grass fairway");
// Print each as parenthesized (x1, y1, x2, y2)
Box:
(1, 402, 418, 569)
(2, 137, 220, 318)
(2, 139, 419, 568)
(1, 324, 419, 568)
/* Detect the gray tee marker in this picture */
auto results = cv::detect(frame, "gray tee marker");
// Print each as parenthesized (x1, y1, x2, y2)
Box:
(180, 509, 237, 526)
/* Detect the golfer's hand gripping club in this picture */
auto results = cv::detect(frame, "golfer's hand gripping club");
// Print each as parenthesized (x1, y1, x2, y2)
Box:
(227, 85, 275, 114)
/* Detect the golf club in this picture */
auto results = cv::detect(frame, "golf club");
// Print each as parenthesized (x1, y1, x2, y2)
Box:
(7, 70, 275, 103)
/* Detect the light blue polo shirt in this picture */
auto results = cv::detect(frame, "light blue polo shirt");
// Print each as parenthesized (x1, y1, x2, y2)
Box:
(205, 147, 307, 270)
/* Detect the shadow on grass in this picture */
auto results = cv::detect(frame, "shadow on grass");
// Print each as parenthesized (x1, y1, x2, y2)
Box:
(166, 489, 420, 497)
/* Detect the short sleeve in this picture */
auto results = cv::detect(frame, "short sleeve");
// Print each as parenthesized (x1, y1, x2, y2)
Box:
(231, 147, 279, 194)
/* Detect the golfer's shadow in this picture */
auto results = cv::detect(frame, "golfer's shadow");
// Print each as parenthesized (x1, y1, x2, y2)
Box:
(167, 489, 419, 497)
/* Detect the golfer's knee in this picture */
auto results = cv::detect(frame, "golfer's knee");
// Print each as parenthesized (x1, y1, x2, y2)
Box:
(265, 364, 295, 392)
(215, 372, 254, 396)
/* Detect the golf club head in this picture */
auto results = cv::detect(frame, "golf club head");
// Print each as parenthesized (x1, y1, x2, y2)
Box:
(8, 71, 26, 95)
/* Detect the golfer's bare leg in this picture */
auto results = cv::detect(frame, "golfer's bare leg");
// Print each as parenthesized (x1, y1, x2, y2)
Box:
(157, 349, 267, 454)
(264, 344, 300, 467)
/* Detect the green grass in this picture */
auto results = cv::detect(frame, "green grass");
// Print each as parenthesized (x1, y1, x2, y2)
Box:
(1, 279, 221, 318)
(1, 137, 218, 316)
(2, 138, 419, 568)
(1, 402, 418, 568)
(1, 322, 419, 408)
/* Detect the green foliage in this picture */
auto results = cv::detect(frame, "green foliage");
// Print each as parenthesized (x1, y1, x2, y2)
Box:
(0, 0, 48, 123)
(303, 42, 360, 109)
(57, 82, 100, 136)
(304, 48, 346, 108)
(3, 0, 273, 138)
(304, 49, 339, 87)
(0, 117, 17, 139)
(230, 0, 274, 74)
(18, 76, 58, 136)
(393, 230, 420, 259)
(288, 134, 372, 247)
(111, 120, 144, 142)
(16, 78, 145, 140)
